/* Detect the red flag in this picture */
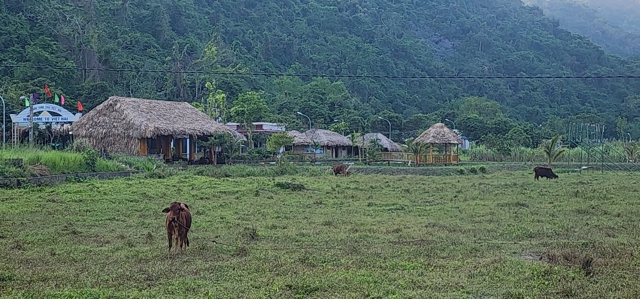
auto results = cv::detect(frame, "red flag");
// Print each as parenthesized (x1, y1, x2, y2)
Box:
(45, 85, 52, 98)
(78, 101, 83, 112)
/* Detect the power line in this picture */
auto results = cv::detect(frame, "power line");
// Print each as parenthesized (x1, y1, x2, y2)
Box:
(2, 64, 640, 80)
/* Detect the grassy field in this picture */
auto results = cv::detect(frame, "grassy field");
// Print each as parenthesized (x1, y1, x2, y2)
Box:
(1, 168, 640, 298)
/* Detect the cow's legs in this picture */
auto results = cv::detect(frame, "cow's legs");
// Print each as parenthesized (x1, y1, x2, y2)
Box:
(167, 231, 173, 251)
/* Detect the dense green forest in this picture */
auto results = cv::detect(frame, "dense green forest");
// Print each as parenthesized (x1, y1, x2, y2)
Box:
(524, 0, 640, 58)
(2, 0, 640, 149)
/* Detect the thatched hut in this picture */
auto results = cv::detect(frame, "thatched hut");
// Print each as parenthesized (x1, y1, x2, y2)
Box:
(414, 123, 463, 164)
(353, 133, 403, 152)
(289, 129, 351, 158)
(287, 130, 312, 145)
(72, 96, 237, 162)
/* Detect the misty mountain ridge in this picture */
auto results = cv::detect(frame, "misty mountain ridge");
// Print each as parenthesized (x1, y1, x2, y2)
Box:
(524, 0, 640, 57)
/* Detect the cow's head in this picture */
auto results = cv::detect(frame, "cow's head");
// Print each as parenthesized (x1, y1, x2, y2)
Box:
(163, 202, 188, 221)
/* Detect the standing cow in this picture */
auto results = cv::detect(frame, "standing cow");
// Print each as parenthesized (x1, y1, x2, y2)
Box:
(332, 164, 352, 176)
(162, 201, 192, 251)
(533, 166, 559, 180)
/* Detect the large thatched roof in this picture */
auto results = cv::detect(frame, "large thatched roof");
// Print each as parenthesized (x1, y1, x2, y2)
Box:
(304, 129, 352, 147)
(352, 133, 403, 152)
(414, 123, 463, 144)
(287, 130, 313, 145)
(73, 96, 236, 139)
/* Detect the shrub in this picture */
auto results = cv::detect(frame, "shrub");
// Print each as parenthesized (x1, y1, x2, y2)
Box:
(478, 165, 487, 174)
(83, 149, 99, 172)
(0, 160, 32, 178)
(469, 166, 478, 174)
(66, 139, 93, 153)
(457, 167, 466, 175)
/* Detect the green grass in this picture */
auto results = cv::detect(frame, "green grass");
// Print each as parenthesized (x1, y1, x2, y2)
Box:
(0, 148, 127, 175)
(1, 170, 640, 298)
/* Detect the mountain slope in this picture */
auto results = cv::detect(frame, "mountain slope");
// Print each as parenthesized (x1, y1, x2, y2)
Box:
(1, 0, 640, 138)
(524, 0, 640, 58)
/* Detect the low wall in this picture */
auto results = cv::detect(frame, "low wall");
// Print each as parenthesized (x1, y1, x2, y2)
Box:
(0, 171, 140, 188)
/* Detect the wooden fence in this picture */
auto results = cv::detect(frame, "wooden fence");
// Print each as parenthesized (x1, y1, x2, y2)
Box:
(381, 152, 460, 165)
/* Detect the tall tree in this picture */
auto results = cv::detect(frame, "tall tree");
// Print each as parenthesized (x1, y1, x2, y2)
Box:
(230, 91, 270, 148)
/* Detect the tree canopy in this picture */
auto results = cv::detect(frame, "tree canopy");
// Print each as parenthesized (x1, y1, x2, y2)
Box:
(2, 0, 640, 145)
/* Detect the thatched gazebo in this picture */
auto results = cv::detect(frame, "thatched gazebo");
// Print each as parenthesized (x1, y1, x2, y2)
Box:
(300, 129, 352, 158)
(72, 96, 237, 163)
(353, 133, 402, 152)
(414, 123, 463, 164)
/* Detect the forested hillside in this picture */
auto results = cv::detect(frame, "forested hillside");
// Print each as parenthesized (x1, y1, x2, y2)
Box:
(524, 0, 640, 58)
(2, 0, 640, 146)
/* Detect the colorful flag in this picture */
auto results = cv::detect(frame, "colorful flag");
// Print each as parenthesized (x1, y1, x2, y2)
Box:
(25, 97, 29, 107)
(54, 94, 59, 103)
(61, 95, 65, 105)
(32, 93, 38, 104)
(45, 85, 52, 98)
(78, 101, 83, 112)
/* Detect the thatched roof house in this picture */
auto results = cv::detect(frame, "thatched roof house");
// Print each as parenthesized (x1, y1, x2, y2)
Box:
(286, 129, 351, 158)
(304, 129, 352, 147)
(352, 133, 402, 152)
(287, 130, 313, 145)
(72, 96, 236, 159)
(414, 123, 463, 145)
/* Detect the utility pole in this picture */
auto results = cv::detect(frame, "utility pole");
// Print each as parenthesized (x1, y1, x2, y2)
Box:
(378, 116, 391, 140)
(25, 95, 34, 148)
(0, 95, 5, 149)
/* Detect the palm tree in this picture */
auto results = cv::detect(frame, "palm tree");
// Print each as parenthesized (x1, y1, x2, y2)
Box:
(543, 135, 567, 168)
(347, 132, 361, 159)
(406, 138, 428, 166)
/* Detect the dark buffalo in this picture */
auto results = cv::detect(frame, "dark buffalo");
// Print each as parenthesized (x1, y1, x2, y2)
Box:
(534, 166, 558, 180)
(162, 202, 192, 251)
(332, 164, 351, 176)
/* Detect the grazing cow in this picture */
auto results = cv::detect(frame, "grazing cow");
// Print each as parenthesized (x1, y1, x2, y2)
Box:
(332, 164, 351, 176)
(162, 202, 192, 251)
(533, 166, 559, 180)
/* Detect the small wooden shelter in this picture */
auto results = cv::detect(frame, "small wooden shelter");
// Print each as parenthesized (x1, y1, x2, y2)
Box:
(353, 133, 403, 152)
(72, 96, 237, 163)
(289, 129, 351, 158)
(414, 123, 463, 164)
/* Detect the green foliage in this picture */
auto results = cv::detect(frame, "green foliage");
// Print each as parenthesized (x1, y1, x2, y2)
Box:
(3, 0, 640, 143)
(0, 160, 31, 178)
(0, 148, 125, 176)
(469, 166, 478, 174)
(405, 138, 429, 165)
(457, 167, 466, 175)
(65, 139, 94, 153)
(199, 132, 245, 164)
(478, 165, 487, 173)
(266, 132, 295, 156)
(542, 135, 568, 167)
(240, 147, 273, 161)
(230, 91, 270, 124)
(83, 149, 99, 172)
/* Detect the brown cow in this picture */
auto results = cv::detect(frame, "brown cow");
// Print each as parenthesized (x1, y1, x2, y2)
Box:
(332, 164, 351, 176)
(162, 202, 192, 251)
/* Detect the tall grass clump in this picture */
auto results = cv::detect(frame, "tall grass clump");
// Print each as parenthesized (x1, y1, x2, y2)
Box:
(2, 147, 88, 174)
(187, 163, 330, 178)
